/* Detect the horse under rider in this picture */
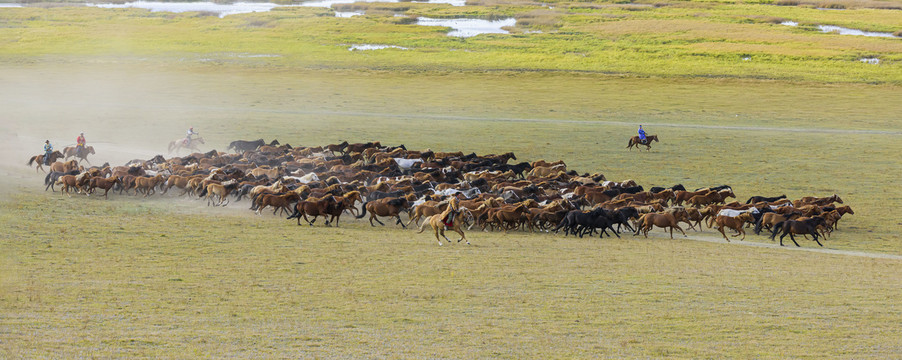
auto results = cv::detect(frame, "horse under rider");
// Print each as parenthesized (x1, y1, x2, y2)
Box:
(75, 132, 86, 156)
(440, 195, 461, 229)
(185, 127, 198, 146)
(43, 140, 53, 165)
(638, 125, 647, 144)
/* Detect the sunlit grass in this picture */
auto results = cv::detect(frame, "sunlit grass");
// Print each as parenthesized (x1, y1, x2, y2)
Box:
(0, 4, 900, 83)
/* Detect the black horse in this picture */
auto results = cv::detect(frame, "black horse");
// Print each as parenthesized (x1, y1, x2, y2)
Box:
(770, 217, 827, 247)
(227, 139, 280, 153)
(746, 194, 787, 204)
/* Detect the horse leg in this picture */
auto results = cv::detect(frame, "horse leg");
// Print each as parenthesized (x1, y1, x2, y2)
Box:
(454, 227, 469, 245)
(812, 231, 823, 247)
(787, 232, 800, 247)
(434, 226, 443, 246)
(675, 224, 687, 238)
(608, 225, 621, 238)
(739, 227, 746, 241)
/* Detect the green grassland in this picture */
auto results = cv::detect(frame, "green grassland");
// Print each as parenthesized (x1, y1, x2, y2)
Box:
(2, 0, 902, 357)
(1, 1, 901, 83)
(3, 191, 901, 358)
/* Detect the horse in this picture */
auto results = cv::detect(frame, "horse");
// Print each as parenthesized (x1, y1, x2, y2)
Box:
(418, 208, 474, 246)
(205, 181, 239, 206)
(50, 160, 80, 174)
(44, 169, 80, 192)
(325, 141, 349, 155)
(634, 211, 688, 239)
(255, 192, 301, 216)
(168, 136, 205, 154)
(130, 174, 163, 197)
(713, 212, 755, 242)
(770, 217, 827, 247)
(27, 151, 64, 172)
(626, 134, 659, 151)
(62, 146, 95, 164)
(86, 176, 122, 199)
(227, 139, 264, 153)
(56, 174, 89, 197)
(356, 197, 410, 228)
(287, 195, 339, 226)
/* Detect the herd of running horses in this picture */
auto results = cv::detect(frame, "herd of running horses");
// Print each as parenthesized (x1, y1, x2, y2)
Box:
(28, 138, 852, 246)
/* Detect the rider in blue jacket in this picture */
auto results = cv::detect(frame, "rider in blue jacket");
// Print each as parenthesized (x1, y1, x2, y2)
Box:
(638, 125, 647, 144)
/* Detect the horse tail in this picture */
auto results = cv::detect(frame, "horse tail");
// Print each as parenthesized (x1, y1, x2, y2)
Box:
(355, 201, 369, 219)
(27, 156, 36, 166)
(198, 185, 208, 198)
(769, 221, 786, 240)
(417, 215, 433, 233)
(249, 192, 263, 210)
(626, 138, 632, 148)
(286, 202, 301, 220)
(551, 216, 569, 234)
(44, 172, 52, 185)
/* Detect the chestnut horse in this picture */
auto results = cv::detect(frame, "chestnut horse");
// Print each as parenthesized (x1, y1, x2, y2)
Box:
(87, 176, 122, 199)
(27, 151, 64, 173)
(713, 212, 755, 242)
(418, 208, 474, 246)
(62, 146, 95, 164)
(634, 211, 688, 239)
(356, 197, 410, 228)
(627, 134, 659, 151)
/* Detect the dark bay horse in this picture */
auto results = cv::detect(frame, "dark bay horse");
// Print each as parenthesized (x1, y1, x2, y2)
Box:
(627, 134, 659, 151)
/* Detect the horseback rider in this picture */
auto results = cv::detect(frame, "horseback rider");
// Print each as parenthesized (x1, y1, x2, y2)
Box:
(185, 127, 198, 146)
(440, 195, 461, 229)
(75, 132, 86, 157)
(43, 140, 53, 165)
(638, 125, 647, 144)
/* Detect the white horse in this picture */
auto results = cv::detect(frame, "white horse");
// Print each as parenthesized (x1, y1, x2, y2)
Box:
(393, 157, 423, 170)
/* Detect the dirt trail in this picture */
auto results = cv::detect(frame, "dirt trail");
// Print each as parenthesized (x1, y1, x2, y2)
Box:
(645, 232, 902, 260)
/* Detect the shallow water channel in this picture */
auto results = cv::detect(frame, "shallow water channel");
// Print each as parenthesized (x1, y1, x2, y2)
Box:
(3, 1, 517, 38)
(781, 21, 899, 38)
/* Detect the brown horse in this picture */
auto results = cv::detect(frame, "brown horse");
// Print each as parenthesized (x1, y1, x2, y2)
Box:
(634, 211, 688, 239)
(27, 151, 64, 172)
(627, 134, 659, 151)
(168, 136, 205, 154)
(288, 195, 339, 226)
(407, 201, 445, 227)
(356, 197, 410, 228)
(134, 174, 166, 197)
(205, 181, 239, 207)
(325, 141, 349, 155)
(62, 145, 95, 164)
(87, 176, 122, 199)
(418, 208, 473, 246)
(56, 174, 89, 197)
(713, 212, 755, 242)
(255, 192, 301, 216)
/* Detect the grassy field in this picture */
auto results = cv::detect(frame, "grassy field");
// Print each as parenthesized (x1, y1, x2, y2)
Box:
(2, 1, 902, 357)
(1, 2, 901, 83)
(3, 190, 901, 358)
